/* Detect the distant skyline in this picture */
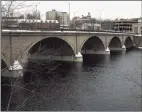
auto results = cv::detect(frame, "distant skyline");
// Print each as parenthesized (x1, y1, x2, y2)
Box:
(2, 1, 142, 21)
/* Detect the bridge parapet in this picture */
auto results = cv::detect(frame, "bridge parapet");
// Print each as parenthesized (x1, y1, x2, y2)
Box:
(2, 30, 135, 37)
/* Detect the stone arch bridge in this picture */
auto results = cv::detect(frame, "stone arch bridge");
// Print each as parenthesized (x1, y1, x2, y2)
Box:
(2, 30, 136, 68)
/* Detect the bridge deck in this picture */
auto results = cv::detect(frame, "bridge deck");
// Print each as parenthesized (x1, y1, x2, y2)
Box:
(2, 29, 135, 36)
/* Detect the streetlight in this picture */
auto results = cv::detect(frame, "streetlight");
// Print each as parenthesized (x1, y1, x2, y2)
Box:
(35, 2, 40, 29)
(140, 0, 142, 79)
(64, 2, 70, 29)
(68, 2, 70, 28)
(97, 10, 102, 30)
(74, 11, 78, 29)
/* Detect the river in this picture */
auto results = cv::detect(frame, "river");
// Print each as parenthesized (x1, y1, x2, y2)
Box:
(1, 48, 142, 111)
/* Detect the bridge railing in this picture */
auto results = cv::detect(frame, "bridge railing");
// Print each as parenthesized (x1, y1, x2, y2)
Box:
(43, 28, 136, 34)
(2, 28, 135, 35)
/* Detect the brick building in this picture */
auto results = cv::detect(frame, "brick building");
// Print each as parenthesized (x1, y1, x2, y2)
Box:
(19, 20, 60, 30)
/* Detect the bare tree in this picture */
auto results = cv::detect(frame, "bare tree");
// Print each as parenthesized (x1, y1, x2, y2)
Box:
(26, 10, 40, 19)
(1, 42, 61, 110)
(1, 1, 26, 28)
(1, 1, 60, 111)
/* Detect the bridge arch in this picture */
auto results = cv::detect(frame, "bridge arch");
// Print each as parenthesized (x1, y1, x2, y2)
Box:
(1, 52, 8, 70)
(27, 37, 75, 58)
(81, 36, 105, 54)
(109, 37, 122, 50)
(124, 37, 133, 48)
(1, 52, 8, 68)
(1, 59, 7, 70)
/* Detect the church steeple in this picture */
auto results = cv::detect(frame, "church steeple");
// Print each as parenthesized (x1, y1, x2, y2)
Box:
(87, 12, 91, 19)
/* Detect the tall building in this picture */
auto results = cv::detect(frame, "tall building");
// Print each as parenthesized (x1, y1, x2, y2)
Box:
(46, 9, 58, 20)
(113, 18, 138, 32)
(58, 12, 69, 26)
(70, 12, 95, 29)
(46, 9, 70, 27)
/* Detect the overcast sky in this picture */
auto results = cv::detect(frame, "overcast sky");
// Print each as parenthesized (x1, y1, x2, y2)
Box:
(2, 1, 142, 20)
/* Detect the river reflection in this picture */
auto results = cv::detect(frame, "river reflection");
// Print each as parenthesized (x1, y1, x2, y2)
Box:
(1, 48, 142, 111)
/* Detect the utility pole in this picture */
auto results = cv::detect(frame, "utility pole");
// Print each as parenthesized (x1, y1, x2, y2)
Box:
(68, 2, 70, 28)
(100, 11, 102, 30)
(68, 2, 70, 20)
(74, 13, 75, 29)
(140, 1, 142, 36)
(74, 11, 78, 30)
(35, 4, 38, 29)
(139, 1, 142, 75)
(63, 13, 64, 30)
(35, 2, 40, 29)
(97, 10, 102, 30)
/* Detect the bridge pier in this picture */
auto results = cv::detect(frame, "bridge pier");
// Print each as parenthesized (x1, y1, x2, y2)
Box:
(75, 52, 83, 62)
(28, 54, 83, 62)
(9, 60, 23, 71)
(109, 48, 126, 51)
(81, 50, 110, 55)
(50, 55, 83, 62)
(109, 45, 126, 51)
(122, 45, 126, 50)
(1, 60, 24, 78)
(105, 47, 110, 54)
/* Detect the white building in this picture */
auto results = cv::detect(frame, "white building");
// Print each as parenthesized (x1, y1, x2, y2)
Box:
(81, 23, 101, 30)
(132, 18, 142, 35)
(46, 9, 58, 20)
(46, 9, 70, 27)
(94, 24, 101, 30)
(58, 12, 69, 26)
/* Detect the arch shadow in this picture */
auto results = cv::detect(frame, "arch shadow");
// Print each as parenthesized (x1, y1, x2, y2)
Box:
(28, 37, 75, 57)
(1, 59, 8, 70)
(109, 37, 122, 50)
(81, 36, 105, 54)
(125, 37, 133, 49)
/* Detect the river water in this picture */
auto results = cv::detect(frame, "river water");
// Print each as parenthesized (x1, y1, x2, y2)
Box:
(1, 48, 142, 111)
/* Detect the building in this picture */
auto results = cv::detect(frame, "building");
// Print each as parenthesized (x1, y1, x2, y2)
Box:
(58, 12, 69, 27)
(113, 18, 138, 32)
(132, 18, 142, 35)
(1, 17, 19, 29)
(46, 9, 70, 27)
(81, 12, 92, 20)
(46, 9, 58, 20)
(70, 12, 98, 29)
(19, 20, 60, 30)
(81, 23, 101, 30)
(94, 24, 101, 30)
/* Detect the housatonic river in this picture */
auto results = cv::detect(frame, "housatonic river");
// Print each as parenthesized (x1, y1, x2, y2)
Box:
(1, 48, 142, 111)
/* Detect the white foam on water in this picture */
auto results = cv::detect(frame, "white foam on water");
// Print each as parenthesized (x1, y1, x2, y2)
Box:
(138, 47, 142, 49)
(75, 52, 82, 58)
(9, 60, 23, 70)
(105, 47, 110, 52)
(122, 45, 126, 49)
